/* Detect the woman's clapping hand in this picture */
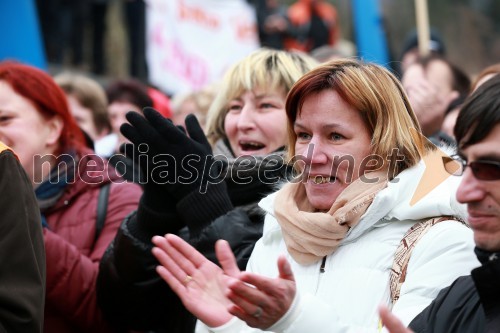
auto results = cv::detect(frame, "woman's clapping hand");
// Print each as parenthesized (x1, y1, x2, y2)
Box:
(152, 234, 298, 330)
(152, 235, 239, 327)
(226, 255, 296, 329)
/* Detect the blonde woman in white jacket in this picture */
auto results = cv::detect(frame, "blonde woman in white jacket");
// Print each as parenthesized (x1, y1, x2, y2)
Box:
(151, 59, 479, 333)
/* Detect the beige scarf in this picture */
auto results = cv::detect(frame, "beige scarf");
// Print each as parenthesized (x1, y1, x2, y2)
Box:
(274, 171, 388, 265)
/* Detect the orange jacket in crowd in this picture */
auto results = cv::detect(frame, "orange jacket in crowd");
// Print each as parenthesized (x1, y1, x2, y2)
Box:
(284, 0, 340, 52)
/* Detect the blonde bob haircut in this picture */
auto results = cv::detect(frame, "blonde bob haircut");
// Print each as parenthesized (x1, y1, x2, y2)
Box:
(205, 48, 318, 145)
(286, 59, 432, 178)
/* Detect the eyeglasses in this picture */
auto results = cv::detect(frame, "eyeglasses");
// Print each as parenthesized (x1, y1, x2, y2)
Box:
(442, 156, 500, 181)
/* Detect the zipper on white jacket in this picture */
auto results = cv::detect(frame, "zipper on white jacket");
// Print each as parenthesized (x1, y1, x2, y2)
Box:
(315, 256, 328, 295)
(320, 256, 327, 273)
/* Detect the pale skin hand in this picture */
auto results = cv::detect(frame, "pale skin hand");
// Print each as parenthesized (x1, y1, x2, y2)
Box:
(226, 255, 296, 329)
(405, 79, 449, 137)
(378, 305, 414, 333)
(151, 235, 240, 327)
(152, 234, 298, 330)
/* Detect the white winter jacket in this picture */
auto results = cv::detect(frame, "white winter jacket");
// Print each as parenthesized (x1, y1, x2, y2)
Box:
(197, 161, 479, 333)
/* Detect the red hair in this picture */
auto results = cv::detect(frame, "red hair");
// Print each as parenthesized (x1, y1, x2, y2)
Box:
(0, 61, 86, 155)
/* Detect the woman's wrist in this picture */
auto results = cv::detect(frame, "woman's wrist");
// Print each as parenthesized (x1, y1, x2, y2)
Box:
(204, 316, 240, 332)
(267, 290, 301, 332)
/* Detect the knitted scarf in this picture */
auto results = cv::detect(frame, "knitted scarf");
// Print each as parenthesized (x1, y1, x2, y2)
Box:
(274, 170, 388, 265)
(213, 138, 291, 209)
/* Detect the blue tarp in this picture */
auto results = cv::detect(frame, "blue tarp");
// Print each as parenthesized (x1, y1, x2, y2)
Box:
(0, 0, 46, 69)
(353, 0, 390, 66)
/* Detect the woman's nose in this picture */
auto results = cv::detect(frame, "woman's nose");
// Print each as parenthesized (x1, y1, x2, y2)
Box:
(305, 139, 329, 165)
(236, 106, 256, 131)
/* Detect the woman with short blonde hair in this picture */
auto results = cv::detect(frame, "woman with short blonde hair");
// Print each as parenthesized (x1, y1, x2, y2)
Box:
(206, 48, 318, 147)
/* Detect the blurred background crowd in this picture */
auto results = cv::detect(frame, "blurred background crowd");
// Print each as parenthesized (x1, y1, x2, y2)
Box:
(24, 0, 500, 80)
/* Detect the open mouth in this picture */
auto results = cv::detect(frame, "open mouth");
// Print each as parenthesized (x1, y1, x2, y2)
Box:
(309, 175, 336, 184)
(239, 140, 266, 151)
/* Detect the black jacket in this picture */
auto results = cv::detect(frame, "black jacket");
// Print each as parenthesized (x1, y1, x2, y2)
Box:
(97, 147, 288, 332)
(0, 148, 46, 333)
(409, 247, 500, 333)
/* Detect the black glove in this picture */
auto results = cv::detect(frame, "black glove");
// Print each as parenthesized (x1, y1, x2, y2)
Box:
(120, 107, 224, 203)
(120, 142, 185, 237)
(120, 142, 170, 212)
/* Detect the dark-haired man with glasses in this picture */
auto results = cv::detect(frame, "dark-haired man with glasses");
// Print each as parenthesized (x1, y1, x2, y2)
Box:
(380, 74, 500, 332)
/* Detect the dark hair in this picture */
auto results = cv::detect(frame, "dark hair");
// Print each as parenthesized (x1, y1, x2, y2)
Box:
(445, 95, 466, 115)
(106, 79, 153, 109)
(455, 74, 500, 149)
(418, 55, 470, 97)
(400, 28, 446, 60)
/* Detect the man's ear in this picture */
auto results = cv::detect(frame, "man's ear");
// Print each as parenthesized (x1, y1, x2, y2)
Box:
(45, 115, 64, 146)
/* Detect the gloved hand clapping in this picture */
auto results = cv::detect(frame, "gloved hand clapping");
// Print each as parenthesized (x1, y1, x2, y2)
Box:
(120, 107, 223, 208)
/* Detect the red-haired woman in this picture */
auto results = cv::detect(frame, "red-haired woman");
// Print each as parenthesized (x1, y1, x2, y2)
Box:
(0, 61, 142, 332)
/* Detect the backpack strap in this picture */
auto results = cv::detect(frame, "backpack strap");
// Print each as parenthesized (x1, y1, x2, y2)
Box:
(389, 216, 466, 304)
(95, 184, 111, 243)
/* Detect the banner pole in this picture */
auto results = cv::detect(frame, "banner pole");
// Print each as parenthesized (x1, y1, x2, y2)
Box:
(415, 0, 430, 56)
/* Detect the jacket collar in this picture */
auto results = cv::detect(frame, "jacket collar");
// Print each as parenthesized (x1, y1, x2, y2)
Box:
(475, 247, 500, 264)
(259, 159, 467, 243)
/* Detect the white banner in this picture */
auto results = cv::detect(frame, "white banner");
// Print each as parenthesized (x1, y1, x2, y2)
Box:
(146, 0, 259, 95)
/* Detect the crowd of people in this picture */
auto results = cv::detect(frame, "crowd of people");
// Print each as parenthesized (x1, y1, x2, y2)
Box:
(1, 2, 499, 333)
(36, 0, 345, 81)
(36, 0, 148, 79)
